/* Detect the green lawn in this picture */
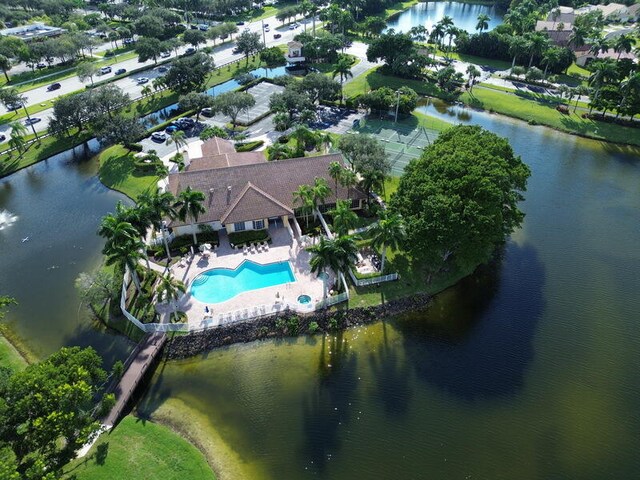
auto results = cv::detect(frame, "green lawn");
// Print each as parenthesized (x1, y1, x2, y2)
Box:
(343, 67, 444, 98)
(462, 87, 640, 147)
(97, 145, 160, 200)
(62, 415, 216, 480)
(385, 0, 418, 18)
(0, 133, 94, 179)
(0, 334, 27, 372)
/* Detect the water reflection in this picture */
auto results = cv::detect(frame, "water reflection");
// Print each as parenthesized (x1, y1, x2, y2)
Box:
(395, 241, 544, 400)
(301, 332, 358, 473)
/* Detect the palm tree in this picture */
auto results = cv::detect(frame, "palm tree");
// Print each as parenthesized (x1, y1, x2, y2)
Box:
(569, 26, 588, 50)
(8, 121, 27, 156)
(309, 3, 319, 37)
(573, 84, 589, 113)
(175, 186, 206, 245)
(137, 188, 177, 260)
(333, 235, 358, 290)
(332, 55, 353, 105)
(476, 13, 490, 33)
(267, 143, 293, 160)
(589, 37, 611, 57)
(541, 48, 561, 81)
(98, 214, 140, 254)
(292, 125, 314, 153)
(293, 184, 314, 228)
(339, 168, 358, 200)
(167, 130, 187, 154)
(156, 272, 186, 323)
(104, 236, 145, 295)
(525, 33, 549, 68)
(444, 24, 458, 59)
(312, 177, 331, 215)
(509, 36, 529, 72)
(466, 65, 480, 93)
(141, 85, 152, 98)
(368, 212, 406, 273)
(588, 59, 618, 113)
(319, 132, 333, 154)
(328, 161, 343, 194)
(613, 34, 635, 61)
(429, 23, 445, 50)
(620, 72, 640, 117)
(306, 236, 340, 299)
(330, 199, 358, 237)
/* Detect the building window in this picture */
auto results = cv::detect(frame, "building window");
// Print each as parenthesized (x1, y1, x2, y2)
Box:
(253, 219, 264, 230)
(350, 198, 360, 209)
(234, 222, 246, 232)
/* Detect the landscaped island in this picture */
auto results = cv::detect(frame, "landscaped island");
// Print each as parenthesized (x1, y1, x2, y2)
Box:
(0, 0, 638, 479)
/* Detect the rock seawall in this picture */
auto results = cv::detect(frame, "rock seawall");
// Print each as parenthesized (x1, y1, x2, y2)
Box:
(165, 294, 431, 359)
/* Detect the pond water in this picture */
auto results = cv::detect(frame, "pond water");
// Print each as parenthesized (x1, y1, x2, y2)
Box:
(386, 1, 504, 34)
(137, 106, 640, 479)
(0, 145, 133, 364)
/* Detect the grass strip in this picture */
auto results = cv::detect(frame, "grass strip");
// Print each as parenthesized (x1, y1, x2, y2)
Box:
(61, 415, 216, 480)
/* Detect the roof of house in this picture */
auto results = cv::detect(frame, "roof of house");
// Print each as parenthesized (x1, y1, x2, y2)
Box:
(596, 3, 627, 17)
(167, 142, 366, 227)
(187, 151, 266, 171)
(535, 20, 571, 32)
(288, 40, 303, 48)
(200, 136, 237, 156)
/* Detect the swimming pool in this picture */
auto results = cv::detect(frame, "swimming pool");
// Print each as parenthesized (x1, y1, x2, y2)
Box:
(190, 260, 295, 304)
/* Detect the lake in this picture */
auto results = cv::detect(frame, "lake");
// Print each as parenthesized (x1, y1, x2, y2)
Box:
(0, 147, 133, 364)
(137, 105, 640, 479)
(386, 1, 504, 34)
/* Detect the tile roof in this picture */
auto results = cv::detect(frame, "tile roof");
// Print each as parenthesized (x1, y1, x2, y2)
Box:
(220, 182, 293, 223)
(186, 151, 266, 171)
(167, 143, 366, 227)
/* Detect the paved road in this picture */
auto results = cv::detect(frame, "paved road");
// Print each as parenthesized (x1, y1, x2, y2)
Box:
(0, 18, 308, 140)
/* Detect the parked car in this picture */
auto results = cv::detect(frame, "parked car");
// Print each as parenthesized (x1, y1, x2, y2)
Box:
(151, 131, 167, 142)
(232, 46, 242, 54)
(263, 23, 269, 28)
(160, 51, 171, 58)
(115, 68, 127, 75)
(123, 38, 134, 44)
(288, 24, 295, 30)
(176, 117, 195, 128)
(36, 63, 46, 69)
(264, 27, 270, 32)
(198, 24, 209, 31)
(24, 117, 41, 126)
(99, 66, 112, 75)
(274, 33, 282, 39)
(184, 47, 196, 55)
(46, 82, 61, 91)
(0, 134, 6, 142)
(165, 125, 179, 133)
(136, 77, 149, 84)
(6, 102, 22, 111)
(236, 21, 245, 25)
(201, 107, 214, 117)
(220, 33, 229, 39)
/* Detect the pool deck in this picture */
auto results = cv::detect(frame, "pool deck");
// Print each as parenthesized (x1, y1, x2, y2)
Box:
(158, 227, 332, 330)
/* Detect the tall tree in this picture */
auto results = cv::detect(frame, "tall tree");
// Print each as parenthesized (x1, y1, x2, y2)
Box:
(215, 91, 255, 130)
(332, 54, 353, 105)
(164, 52, 215, 95)
(293, 184, 315, 228)
(167, 129, 187, 154)
(0, 347, 112, 477)
(77, 61, 98, 86)
(175, 186, 206, 245)
(7, 121, 27, 156)
(368, 211, 407, 273)
(390, 125, 530, 271)
(156, 272, 186, 322)
(0, 54, 12, 82)
(476, 13, 491, 33)
(613, 34, 635, 61)
(135, 37, 166, 64)
(329, 199, 358, 237)
(328, 161, 343, 194)
(235, 30, 263, 65)
(306, 236, 340, 299)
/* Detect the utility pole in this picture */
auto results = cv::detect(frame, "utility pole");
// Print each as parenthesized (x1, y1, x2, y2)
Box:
(261, 19, 266, 47)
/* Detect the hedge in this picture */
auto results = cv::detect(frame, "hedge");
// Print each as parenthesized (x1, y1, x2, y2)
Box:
(235, 140, 264, 152)
(228, 229, 270, 247)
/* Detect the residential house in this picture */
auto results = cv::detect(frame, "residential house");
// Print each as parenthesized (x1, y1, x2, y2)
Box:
(166, 137, 366, 238)
(535, 20, 572, 46)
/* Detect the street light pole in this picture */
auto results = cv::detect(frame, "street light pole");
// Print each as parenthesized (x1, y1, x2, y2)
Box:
(261, 19, 266, 47)
(394, 90, 401, 123)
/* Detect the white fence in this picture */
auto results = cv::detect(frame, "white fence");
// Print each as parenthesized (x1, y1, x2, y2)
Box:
(348, 269, 399, 287)
(121, 268, 189, 333)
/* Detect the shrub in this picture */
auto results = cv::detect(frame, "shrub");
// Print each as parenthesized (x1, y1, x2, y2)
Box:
(308, 321, 319, 334)
(278, 135, 289, 143)
(228, 229, 270, 247)
(275, 318, 287, 332)
(235, 140, 264, 152)
(286, 316, 299, 335)
(125, 143, 144, 152)
(328, 317, 339, 332)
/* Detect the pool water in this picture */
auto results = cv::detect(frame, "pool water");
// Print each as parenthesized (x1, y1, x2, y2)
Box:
(297, 295, 311, 304)
(190, 260, 295, 304)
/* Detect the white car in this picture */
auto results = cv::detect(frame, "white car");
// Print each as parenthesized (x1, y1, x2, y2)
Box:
(160, 51, 171, 58)
(151, 131, 167, 142)
(99, 66, 112, 74)
(265, 27, 270, 32)
(137, 77, 150, 85)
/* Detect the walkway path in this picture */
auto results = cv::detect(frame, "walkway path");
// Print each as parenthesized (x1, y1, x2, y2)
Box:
(102, 331, 167, 427)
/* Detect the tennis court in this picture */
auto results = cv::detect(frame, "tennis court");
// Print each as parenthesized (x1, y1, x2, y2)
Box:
(350, 117, 439, 175)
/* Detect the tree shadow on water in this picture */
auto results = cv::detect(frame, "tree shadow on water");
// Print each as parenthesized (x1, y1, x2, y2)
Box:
(395, 241, 545, 401)
(368, 320, 412, 418)
(299, 331, 359, 475)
